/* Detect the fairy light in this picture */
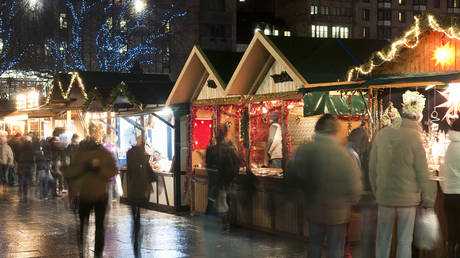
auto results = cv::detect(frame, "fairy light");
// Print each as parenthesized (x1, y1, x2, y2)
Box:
(45, 72, 88, 104)
(347, 15, 460, 81)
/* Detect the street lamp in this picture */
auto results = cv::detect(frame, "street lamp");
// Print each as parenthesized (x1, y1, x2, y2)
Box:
(133, 0, 146, 13)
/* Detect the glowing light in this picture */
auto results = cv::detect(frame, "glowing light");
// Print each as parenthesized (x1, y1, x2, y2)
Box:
(433, 43, 454, 67)
(435, 83, 460, 124)
(425, 84, 436, 90)
(16, 94, 26, 110)
(133, 0, 145, 13)
(262, 107, 268, 114)
(347, 15, 460, 81)
(27, 91, 39, 108)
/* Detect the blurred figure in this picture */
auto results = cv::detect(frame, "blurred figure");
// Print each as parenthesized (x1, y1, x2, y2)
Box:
(49, 128, 67, 197)
(17, 136, 36, 202)
(0, 132, 14, 192)
(66, 133, 80, 211)
(369, 113, 436, 258)
(36, 147, 50, 200)
(346, 127, 374, 258)
(440, 119, 460, 258)
(291, 114, 362, 258)
(266, 112, 282, 168)
(205, 125, 240, 231)
(64, 123, 116, 258)
(126, 135, 155, 257)
(103, 134, 120, 208)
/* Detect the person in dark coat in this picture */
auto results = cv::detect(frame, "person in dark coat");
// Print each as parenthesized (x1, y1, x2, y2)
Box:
(126, 135, 155, 257)
(17, 136, 36, 202)
(205, 124, 240, 231)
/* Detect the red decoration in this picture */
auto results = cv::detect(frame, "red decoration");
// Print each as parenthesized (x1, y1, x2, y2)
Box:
(192, 119, 213, 149)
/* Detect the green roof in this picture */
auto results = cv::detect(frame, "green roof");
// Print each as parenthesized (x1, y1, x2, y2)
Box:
(267, 36, 388, 84)
(201, 50, 243, 88)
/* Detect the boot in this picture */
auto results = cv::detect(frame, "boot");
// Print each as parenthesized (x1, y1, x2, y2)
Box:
(447, 242, 455, 258)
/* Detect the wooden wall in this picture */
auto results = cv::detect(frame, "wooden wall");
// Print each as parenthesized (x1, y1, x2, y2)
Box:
(255, 60, 302, 95)
(376, 31, 460, 75)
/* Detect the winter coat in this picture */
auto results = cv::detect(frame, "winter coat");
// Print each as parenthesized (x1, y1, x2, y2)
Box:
(369, 119, 436, 207)
(267, 122, 283, 160)
(291, 133, 363, 225)
(0, 143, 14, 166)
(63, 140, 117, 202)
(205, 140, 240, 201)
(17, 141, 36, 167)
(440, 130, 460, 194)
(346, 143, 376, 208)
(126, 145, 154, 203)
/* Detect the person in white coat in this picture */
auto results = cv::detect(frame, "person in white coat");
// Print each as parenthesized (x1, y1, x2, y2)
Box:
(0, 133, 14, 192)
(441, 119, 460, 258)
(266, 112, 282, 168)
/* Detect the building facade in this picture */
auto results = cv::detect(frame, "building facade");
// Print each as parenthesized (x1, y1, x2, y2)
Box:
(237, 0, 459, 43)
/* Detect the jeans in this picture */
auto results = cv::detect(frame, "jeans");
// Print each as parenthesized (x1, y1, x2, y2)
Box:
(269, 158, 282, 168)
(361, 207, 378, 258)
(307, 222, 347, 258)
(79, 198, 108, 257)
(376, 205, 416, 258)
(131, 203, 143, 257)
(19, 165, 34, 201)
(38, 170, 49, 199)
(0, 164, 9, 185)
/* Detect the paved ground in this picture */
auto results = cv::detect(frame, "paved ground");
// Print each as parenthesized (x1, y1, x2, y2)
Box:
(0, 186, 310, 258)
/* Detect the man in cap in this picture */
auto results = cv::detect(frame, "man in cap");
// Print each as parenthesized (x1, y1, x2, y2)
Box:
(267, 112, 283, 168)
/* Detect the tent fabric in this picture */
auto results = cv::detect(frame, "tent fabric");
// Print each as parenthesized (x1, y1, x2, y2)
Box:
(268, 36, 388, 83)
(361, 71, 460, 86)
(303, 92, 367, 116)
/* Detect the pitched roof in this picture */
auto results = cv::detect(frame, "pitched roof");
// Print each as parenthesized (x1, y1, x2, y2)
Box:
(267, 36, 388, 84)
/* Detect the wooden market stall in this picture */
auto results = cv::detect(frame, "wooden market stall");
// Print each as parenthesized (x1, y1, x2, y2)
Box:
(224, 32, 387, 240)
(166, 46, 243, 215)
(341, 14, 460, 258)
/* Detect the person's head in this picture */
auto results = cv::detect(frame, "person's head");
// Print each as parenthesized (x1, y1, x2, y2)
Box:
(216, 125, 229, 143)
(0, 134, 6, 145)
(315, 114, 340, 136)
(348, 127, 369, 153)
(401, 111, 418, 121)
(451, 119, 460, 132)
(88, 122, 104, 144)
(269, 112, 279, 123)
(136, 135, 143, 146)
(71, 133, 80, 145)
(23, 135, 32, 143)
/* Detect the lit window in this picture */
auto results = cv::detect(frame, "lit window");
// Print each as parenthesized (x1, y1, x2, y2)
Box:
(264, 26, 271, 35)
(120, 19, 127, 32)
(311, 5, 318, 15)
(332, 26, 349, 38)
(106, 17, 113, 30)
(362, 27, 369, 38)
(254, 27, 262, 34)
(284, 30, 291, 37)
(239, 0, 246, 2)
(59, 42, 67, 52)
(0, 38, 3, 52)
(398, 11, 405, 22)
(273, 29, 279, 36)
(44, 42, 50, 56)
(59, 13, 67, 29)
(119, 45, 127, 53)
(311, 25, 328, 38)
(164, 20, 170, 33)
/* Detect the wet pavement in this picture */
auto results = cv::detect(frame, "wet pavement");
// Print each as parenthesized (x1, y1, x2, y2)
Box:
(0, 186, 309, 257)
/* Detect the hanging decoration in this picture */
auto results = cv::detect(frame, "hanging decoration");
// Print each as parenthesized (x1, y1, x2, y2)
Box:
(82, 88, 105, 113)
(106, 82, 138, 109)
(347, 15, 460, 81)
(270, 71, 293, 84)
(381, 101, 402, 128)
(45, 72, 88, 104)
(436, 83, 460, 125)
(433, 42, 454, 68)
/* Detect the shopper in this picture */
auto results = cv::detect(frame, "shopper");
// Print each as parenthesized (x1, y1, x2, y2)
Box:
(65, 133, 80, 211)
(345, 127, 375, 258)
(290, 114, 362, 258)
(126, 135, 154, 257)
(64, 123, 117, 258)
(266, 112, 283, 168)
(0, 132, 13, 192)
(17, 136, 36, 202)
(369, 112, 436, 258)
(206, 124, 240, 231)
(440, 118, 460, 258)
(49, 128, 67, 197)
(36, 148, 50, 200)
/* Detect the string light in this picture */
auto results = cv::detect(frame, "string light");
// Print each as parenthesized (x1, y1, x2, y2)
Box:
(347, 15, 460, 81)
(45, 72, 88, 104)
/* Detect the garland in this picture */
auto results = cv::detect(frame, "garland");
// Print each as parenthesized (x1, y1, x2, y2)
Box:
(240, 107, 249, 148)
(184, 113, 193, 196)
(82, 88, 106, 113)
(106, 82, 139, 109)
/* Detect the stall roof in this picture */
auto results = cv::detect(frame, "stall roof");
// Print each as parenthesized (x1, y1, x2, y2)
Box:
(226, 32, 387, 96)
(268, 36, 388, 84)
(166, 46, 243, 105)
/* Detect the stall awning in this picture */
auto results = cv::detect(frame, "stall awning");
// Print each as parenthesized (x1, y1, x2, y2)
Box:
(361, 71, 460, 87)
(298, 82, 364, 94)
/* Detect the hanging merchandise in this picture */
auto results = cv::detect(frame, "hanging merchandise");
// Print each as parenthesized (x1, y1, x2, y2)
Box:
(382, 101, 402, 128)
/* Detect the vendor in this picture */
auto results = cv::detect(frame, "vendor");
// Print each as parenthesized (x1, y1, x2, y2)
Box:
(266, 112, 282, 168)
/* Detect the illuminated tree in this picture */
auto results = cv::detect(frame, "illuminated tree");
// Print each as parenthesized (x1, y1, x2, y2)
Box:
(96, 0, 186, 72)
(0, 0, 32, 76)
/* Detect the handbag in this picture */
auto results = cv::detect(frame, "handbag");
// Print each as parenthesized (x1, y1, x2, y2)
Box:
(414, 207, 440, 250)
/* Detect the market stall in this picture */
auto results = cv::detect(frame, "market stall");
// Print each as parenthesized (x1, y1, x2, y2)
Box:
(222, 32, 385, 239)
